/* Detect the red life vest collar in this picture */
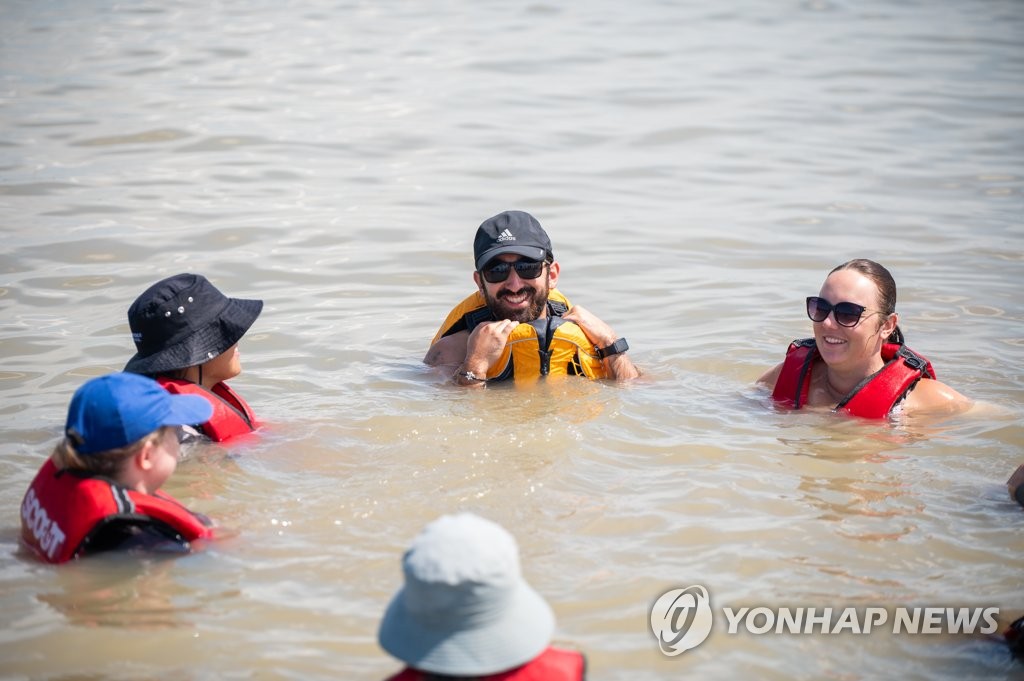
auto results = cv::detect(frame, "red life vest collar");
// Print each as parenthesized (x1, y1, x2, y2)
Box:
(772, 338, 936, 419)
(20, 459, 213, 564)
(385, 646, 585, 681)
(156, 377, 257, 442)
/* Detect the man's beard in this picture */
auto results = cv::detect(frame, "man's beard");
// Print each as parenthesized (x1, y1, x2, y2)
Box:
(483, 279, 549, 323)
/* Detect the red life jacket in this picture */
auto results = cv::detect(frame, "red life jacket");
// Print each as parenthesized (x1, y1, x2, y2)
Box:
(385, 647, 586, 681)
(20, 459, 214, 564)
(156, 377, 257, 442)
(772, 338, 937, 419)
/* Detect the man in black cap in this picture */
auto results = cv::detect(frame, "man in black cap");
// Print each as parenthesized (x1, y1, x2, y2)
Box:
(425, 210, 639, 386)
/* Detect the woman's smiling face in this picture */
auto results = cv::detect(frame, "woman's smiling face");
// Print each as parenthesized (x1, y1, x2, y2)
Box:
(813, 268, 895, 372)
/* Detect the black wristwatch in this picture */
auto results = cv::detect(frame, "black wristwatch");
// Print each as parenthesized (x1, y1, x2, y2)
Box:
(596, 338, 629, 359)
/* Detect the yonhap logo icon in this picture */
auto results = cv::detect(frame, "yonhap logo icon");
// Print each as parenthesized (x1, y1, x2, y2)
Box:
(650, 585, 714, 656)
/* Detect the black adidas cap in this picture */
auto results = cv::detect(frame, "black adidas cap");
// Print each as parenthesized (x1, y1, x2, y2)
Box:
(473, 210, 553, 270)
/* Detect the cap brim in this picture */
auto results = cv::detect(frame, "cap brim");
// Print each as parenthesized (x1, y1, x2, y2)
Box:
(125, 297, 263, 374)
(378, 580, 554, 676)
(163, 393, 214, 427)
(475, 246, 548, 271)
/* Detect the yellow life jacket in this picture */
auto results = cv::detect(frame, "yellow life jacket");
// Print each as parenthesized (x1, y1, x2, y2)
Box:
(432, 290, 607, 382)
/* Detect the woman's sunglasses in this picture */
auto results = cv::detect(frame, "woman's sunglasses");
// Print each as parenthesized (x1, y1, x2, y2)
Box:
(479, 258, 547, 284)
(806, 296, 883, 327)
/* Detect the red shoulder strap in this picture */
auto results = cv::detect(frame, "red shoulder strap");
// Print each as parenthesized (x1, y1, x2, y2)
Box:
(157, 377, 256, 441)
(137, 490, 215, 541)
(838, 344, 933, 418)
(211, 382, 258, 428)
(772, 339, 817, 409)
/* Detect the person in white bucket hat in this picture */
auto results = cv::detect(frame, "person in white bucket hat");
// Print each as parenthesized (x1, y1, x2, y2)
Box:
(378, 513, 586, 680)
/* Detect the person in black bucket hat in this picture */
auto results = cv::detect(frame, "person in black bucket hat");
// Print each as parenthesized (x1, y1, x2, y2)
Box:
(425, 210, 639, 386)
(124, 273, 262, 442)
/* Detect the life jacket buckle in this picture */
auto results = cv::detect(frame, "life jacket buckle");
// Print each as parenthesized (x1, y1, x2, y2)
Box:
(903, 355, 924, 370)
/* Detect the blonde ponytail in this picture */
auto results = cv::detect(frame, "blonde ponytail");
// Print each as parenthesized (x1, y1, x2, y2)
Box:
(50, 427, 168, 478)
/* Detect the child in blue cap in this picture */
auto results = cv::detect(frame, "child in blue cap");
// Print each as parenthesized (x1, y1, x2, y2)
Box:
(20, 373, 217, 564)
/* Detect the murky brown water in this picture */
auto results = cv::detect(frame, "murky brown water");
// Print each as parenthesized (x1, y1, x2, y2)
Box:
(1, 1, 1022, 679)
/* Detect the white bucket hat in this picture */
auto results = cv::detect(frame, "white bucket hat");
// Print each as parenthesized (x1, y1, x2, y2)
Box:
(378, 513, 555, 676)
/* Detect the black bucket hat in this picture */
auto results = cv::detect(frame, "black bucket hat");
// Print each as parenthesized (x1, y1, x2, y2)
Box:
(123, 273, 263, 375)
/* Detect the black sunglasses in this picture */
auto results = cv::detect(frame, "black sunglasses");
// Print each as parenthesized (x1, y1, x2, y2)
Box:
(806, 296, 884, 327)
(479, 258, 547, 284)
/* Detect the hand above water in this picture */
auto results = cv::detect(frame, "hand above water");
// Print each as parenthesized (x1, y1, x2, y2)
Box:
(463, 319, 519, 377)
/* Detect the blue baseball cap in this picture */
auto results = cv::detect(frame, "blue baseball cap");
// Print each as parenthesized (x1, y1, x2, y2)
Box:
(64, 373, 213, 455)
